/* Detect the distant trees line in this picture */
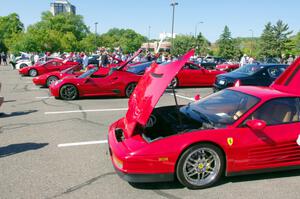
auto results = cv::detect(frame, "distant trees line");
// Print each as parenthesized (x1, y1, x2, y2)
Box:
(0, 12, 299, 60)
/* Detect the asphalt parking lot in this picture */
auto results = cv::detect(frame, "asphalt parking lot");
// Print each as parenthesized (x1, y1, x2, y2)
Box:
(1, 65, 300, 199)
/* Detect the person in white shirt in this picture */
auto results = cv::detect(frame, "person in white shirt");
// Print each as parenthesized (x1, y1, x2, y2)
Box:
(240, 54, 248, 66)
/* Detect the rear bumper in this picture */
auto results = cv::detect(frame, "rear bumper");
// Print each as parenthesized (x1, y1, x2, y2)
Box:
(33, 77, 46, 86)
(19, 69, 28, 75)
(213, 84, 226, 92)
(49, 86, 60, 97)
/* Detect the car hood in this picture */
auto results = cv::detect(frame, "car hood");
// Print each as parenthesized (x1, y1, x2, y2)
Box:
(218, 71, 250, 79)
(124, 49, 194, 137)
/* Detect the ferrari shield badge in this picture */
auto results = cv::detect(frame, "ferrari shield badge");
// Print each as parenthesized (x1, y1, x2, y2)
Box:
(297, 135, 300, 146)
(227, 137, 234, 146)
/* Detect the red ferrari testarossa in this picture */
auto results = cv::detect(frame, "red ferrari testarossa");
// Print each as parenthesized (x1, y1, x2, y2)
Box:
(108, 49, 300, 189)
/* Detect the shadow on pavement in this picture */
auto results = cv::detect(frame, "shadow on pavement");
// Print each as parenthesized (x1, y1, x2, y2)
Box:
(0, 142, 48, 158)
(129, 169, 300, 190)
(0, 110, 38, 118)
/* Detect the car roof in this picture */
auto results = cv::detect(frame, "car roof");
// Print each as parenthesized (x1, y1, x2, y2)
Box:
(246, 63, 288, 68)
(228, 86, 298, 99)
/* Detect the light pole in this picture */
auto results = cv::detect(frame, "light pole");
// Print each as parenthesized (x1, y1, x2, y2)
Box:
(170, 1, 178, 52)
(194, 21, 204, 38)
(249, 29, 254, 56)
(95, 22, 98, 50)
(195, 21, 204, 54)
(148, 26, 151, 50)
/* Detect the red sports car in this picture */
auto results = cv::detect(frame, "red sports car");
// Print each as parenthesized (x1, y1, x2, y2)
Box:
(19, 59, 78, 77)
(215, 62, 240, 72)
(49, 64, 145, 100)
(169, 62, 226, 88)
(108, 50, 300, 189)
(32, 65, 83, 87)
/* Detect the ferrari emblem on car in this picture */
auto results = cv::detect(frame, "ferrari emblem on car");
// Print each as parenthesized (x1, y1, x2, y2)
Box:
(297, 135, 300, 146)
(227, 137, 234, 146)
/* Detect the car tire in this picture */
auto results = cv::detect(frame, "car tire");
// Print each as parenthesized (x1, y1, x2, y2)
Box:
(176, 143, 224, 189)
(168, 77, 178, 89)
(20, 63, 28, 69)
(125, 83, 137, 97)
(59, 84, 78, 100)
(46, 76, 58, 87)
(29, 69, 38, 77)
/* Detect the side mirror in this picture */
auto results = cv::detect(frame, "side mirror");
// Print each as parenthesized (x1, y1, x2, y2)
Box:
(246, 119, 266, 131)
(84, 77, 90, 83)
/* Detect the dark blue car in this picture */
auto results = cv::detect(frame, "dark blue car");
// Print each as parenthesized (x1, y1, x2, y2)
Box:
(213, 63, 288, 91)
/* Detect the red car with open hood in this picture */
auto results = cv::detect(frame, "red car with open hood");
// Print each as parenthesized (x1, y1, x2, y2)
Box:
(19, 59, 78, 77)
(108, 50, 300, 189)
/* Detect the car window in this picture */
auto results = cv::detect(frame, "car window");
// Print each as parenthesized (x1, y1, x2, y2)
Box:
(267, 65, 286, 78)
(188, 64, 199, 70)
(246, 98, 299, 125)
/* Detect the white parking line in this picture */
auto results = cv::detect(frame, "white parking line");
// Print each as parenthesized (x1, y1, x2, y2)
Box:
(170, 94, 195, 101)
(58, 140, 108, 147)
(45, 108, 128, 115)
(36, 96, 54, 99)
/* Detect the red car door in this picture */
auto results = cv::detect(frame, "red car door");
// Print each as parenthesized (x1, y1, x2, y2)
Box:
(229, 97, 300, 173)
(178, 63, 205, 86)
(44, 61, 60, 72)
(80, 73, 122, 96)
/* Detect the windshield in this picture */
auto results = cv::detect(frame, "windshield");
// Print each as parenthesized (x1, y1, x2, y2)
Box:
(180, 90, 260, 127)
(78, 67, 97, 78)
(126, 62, 152, 74)
(234, 64, 263, 75)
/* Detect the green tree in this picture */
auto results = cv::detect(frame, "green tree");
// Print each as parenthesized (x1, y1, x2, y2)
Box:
(217, 26, 241, 59)
(259, 20, 292, 58)
(195, 33, 211, 56)
(0, 13, 24, 52)
(288, 32, 300, 55)
(100, 28, 146, 53)
(273, 20, 293, 57)
(171, 35, 195, 55)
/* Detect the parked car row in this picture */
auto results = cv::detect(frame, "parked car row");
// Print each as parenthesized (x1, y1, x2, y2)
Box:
(16, 48, 300, 190)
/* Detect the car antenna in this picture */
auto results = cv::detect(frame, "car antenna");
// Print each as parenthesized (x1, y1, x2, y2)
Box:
(171, 84, 183, 130)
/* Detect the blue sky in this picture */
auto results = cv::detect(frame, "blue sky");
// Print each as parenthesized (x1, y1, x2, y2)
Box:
(0, 0, 299, 42)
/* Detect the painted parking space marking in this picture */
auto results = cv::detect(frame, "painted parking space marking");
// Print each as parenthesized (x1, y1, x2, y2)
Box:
(45, 108, 128, 115)
(170, 93, 195, 101)
(58, 140, 108, 147)
(36, 96, 54, 99)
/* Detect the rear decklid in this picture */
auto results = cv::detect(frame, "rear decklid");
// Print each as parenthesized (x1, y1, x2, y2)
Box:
(124, 49, 195, 137)
(271, 57, 300, 95)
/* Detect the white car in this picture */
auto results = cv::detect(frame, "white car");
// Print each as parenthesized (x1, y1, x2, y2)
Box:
(15, 59, 32, 69)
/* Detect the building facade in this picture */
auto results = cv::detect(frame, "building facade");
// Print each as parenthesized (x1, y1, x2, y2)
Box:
(50, 0, 76, 16)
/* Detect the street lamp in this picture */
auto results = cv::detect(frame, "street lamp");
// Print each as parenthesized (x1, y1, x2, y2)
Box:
(148, 25, 151, 50)
(170, 1, 178, 52)
(194, 21, 204, 38)
(249, 29, 254, 56)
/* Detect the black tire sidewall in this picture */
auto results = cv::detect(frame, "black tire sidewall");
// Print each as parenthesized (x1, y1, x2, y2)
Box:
(125, 83, 136, 97)
(59, 84, 78, 100)
(29, 69, 38, 77)
(46, 76, 58, 87)
(176, 143, 225, 189)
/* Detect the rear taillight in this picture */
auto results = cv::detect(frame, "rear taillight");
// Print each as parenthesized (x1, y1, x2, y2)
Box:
(234, 80, 240, 87)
